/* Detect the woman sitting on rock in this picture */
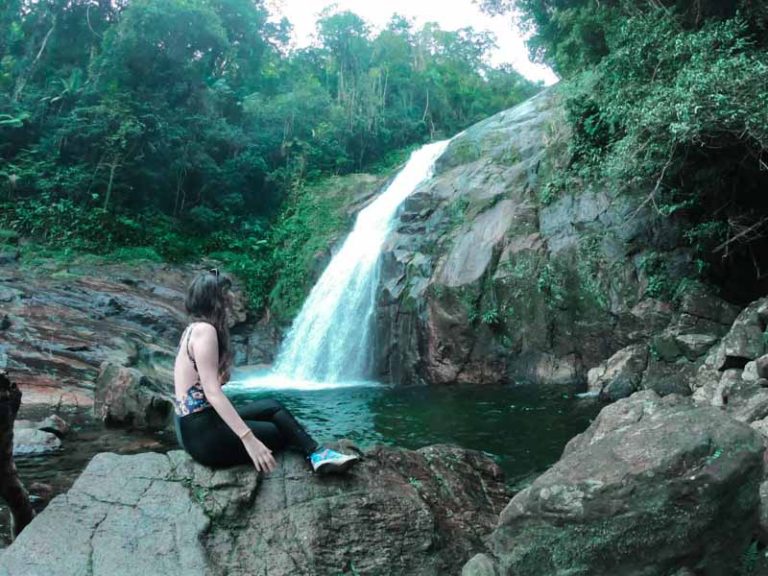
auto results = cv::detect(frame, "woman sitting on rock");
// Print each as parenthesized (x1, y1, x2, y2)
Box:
(173, 269, 359, 475)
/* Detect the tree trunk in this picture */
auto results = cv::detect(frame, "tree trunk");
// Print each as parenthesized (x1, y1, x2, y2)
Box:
(0, 371, 34, 539)
(103, 159, 118, 210)
(12, 18, 57, 103)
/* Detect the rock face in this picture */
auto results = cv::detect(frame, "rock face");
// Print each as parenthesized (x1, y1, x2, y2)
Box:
(0, 257, 275, 425)
(375, 88, 696, 386)
(462, 391, 765, 576)
(0, 260, 192, 407)
(0, 444, 509, 576)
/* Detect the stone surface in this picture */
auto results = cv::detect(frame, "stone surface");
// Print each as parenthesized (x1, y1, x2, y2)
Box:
(757, 354, 768, 379)
(0, 444, 509, 576)
(374, 87, 713, 386)
(759, 481, 768, 544)
(14, 414, 69, 437)
(675, 333, 719, 361)
(0, 258, 257, 408)
(12, 428, 61, 456)
(464, 391, 765, 576)
(720, 297, 767, 367)
(639, 357, 696, 397)
(587, 344, 648, 401)
(94, 363, 173, 430)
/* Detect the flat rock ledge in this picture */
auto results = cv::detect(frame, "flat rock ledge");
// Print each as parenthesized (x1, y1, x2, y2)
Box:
(0, 443, 508, 576)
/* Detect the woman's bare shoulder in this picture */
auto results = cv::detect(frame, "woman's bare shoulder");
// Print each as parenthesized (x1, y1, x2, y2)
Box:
(190, 321, 218, 340)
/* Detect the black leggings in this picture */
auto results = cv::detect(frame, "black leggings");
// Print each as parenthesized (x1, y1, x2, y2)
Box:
(175, 399, 319, 468)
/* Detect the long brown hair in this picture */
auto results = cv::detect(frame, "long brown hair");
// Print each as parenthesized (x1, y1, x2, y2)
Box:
(185, 270, 232, 373)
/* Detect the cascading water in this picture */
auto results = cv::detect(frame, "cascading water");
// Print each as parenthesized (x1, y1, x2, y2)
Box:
(272, 140, 451, 384)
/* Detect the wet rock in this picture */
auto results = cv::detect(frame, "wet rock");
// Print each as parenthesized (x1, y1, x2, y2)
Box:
(376, 88, 709, 386)
(466, 391, 764, 576)
(14, 414, 69, 438)
(0, 260, 262, 407)
(0, 445, 509, 576)
(12, 429, 61, 456)
(587, 344, 648, 401)
(243, 320, 282, 365)
(508, 352, 581, 386)
(28, 482, 54, 506)
(94, 362, 173, 431)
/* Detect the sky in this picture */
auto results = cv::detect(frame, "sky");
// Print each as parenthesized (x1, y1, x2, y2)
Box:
(265, 0, 559, 85)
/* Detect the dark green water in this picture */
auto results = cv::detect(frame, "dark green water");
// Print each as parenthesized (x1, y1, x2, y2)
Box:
(228, 381, 601, 485)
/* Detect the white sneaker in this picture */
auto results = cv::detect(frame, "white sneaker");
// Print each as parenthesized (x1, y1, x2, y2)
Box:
(309, 448, 360, 474)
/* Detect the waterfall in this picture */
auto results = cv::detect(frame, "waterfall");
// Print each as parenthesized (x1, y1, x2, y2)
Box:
(272, 140, 450, 383)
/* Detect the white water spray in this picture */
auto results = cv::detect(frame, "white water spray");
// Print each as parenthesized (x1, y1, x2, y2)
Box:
(270, 140, 450, 384)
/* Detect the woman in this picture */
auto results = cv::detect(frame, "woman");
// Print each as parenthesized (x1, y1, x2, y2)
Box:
(173, 269, 359, 475)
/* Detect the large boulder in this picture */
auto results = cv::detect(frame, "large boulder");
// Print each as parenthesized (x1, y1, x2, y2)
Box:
(93, 362, 173, 430)
(0, 444, 509, 576)
(463, 391, 765, 576)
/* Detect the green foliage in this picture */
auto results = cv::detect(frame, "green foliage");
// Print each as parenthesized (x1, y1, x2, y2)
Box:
(267, 175, 374, 321)
(478, 0, 768, 301)
(0, 0, 539, 317)
(576, 235, 609, 310)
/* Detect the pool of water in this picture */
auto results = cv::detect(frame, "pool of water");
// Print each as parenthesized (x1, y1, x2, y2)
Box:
(1, 378, 600, 547)
(227, 373, 600, 484)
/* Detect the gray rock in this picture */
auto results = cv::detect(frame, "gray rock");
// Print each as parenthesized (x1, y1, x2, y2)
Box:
(652, 330, 684, 362)
(12, 428, 62, 456)
(462, 554, 499, 576)
(675, 333, 719, 361)
(0, 445, 509, 576)
(757, 354, 768, 379)
(744, 360, 760, 382)
(14, 414, 69, 438)
(466, 391, 764, 576)
(678, 286, 740, 327)
(588, 344, 648, 400)
(721, 298, 768, 366)
(759, 481, 768, 544)
(750, 417, 768, 442)
(94, 362, 173, 430)
(640, 358, 696, 397)
(723, 376, 768, 423)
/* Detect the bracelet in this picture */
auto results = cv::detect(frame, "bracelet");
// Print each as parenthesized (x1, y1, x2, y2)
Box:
(238, 428, 253, 440)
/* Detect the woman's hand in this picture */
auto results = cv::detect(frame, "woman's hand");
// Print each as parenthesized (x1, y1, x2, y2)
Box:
(242, 433, 276, 473)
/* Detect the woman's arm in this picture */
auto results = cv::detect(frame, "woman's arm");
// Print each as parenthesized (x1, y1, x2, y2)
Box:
(192, 323, 276, 472)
